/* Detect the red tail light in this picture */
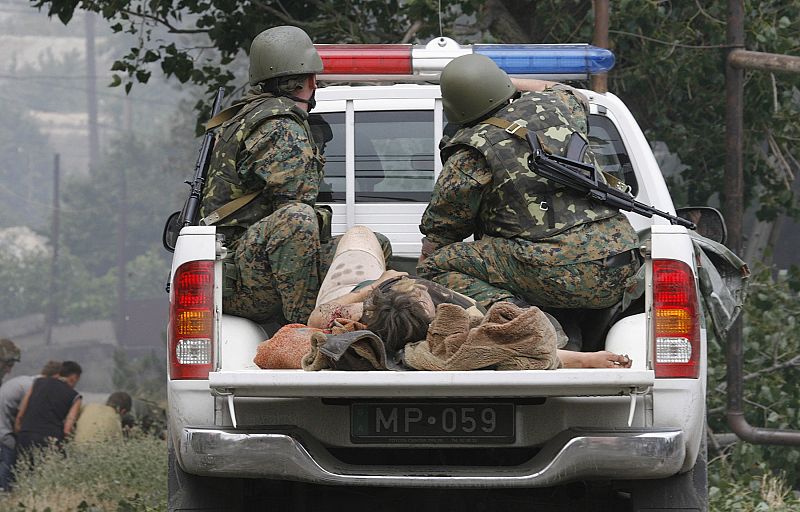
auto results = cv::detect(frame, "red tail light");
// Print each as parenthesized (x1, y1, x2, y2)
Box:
(169, 260, 215, 379)
(652, 259, 701, 378)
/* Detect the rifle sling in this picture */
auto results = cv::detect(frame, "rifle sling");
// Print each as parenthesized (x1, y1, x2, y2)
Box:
(206, 104, 245, 131)
(200, 191, 260, 226)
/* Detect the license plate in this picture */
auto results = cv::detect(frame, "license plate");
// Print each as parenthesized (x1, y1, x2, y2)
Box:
(351, 402, 515, 444)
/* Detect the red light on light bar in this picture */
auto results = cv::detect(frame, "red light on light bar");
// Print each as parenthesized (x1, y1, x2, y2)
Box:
(316, 44, 412, 75)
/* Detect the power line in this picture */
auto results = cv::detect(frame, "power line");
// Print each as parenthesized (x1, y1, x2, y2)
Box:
(0, 78, 180, 106)
(0, 74, 105, 81)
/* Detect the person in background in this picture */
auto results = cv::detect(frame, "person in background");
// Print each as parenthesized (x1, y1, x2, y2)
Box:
(0, 360, 61, 490)
(0, 339, 20, 384)
(122, 397, 167, 439)
(15, 361, 82, 452)
(73, 391, 132, 444)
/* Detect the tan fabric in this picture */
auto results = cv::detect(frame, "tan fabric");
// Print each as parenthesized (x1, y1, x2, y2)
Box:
(315, 226, 385, 306)
(404, 302, 560, 371)
(254, 324, 322, 369)
(73, 403, 122, 444)
(302, 332, 331, 371)
(301, 319, 370, 371)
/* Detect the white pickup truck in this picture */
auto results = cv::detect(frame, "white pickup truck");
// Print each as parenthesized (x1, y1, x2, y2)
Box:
(167, 40, 713, 511)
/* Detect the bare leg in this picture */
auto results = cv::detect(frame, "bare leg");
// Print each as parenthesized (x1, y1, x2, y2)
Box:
(558, 350, 631, 369)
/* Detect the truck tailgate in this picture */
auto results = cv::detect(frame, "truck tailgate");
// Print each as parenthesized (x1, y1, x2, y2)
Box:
(209, 369, 654, 397)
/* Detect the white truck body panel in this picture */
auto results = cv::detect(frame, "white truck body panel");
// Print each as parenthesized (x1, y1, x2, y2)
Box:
(168, 83, 707, 488)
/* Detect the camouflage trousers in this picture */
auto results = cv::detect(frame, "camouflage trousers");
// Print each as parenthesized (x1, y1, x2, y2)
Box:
(417, 236, 639, 311)
(224, 203, 391, 324)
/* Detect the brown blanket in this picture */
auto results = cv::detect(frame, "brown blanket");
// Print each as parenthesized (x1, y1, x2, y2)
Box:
(403, 302, 560, 371)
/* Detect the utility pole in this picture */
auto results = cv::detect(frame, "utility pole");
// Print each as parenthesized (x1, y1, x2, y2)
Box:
(590, 0, 609, 93)
(724, 0, 800, 446)
(84, 11, 100, 172)
(45, 154, 61, 346)
(116, 96, 132, 346)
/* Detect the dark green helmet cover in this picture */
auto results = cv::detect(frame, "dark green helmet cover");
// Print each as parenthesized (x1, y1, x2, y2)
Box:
(440, 54, 515, 125)
(249, 26, 323, 85)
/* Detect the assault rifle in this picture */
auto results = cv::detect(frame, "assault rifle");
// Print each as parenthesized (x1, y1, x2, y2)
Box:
(162, 88, 226, 252)
(525, 132, 696, 230)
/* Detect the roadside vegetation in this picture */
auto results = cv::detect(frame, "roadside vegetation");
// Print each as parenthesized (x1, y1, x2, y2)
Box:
(707, 266, 800, 511)
(0, 433, 166, 512)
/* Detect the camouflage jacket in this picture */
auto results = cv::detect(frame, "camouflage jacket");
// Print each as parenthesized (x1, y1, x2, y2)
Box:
(421, 88, 638, 264)
(200, 91, 324, 245)
(436, 88, 619, 242)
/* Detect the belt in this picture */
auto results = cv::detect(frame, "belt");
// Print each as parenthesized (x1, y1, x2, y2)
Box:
(600, 249, 638, 268)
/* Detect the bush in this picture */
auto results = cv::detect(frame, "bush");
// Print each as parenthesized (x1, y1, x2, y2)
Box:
(2, 434, 166, 512)
(707, 266, 800, 511)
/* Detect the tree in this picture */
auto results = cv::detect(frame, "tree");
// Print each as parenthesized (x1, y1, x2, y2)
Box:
(0, 104, 57, 231)
(29, 1, 800, 224)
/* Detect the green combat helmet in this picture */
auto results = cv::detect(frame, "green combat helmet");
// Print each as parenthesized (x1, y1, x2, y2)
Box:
(249, 26, 324, 86)
(0, 338, 20, 363)
(440, 54, 515, 125)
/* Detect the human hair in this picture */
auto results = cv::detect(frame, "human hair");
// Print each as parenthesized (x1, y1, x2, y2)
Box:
(59, 361, 82, 378)
(362, 278, 433, 353)
(106, 391, 132, 413)
(260, 74, 311, 96)
(40, 360, 62, 377)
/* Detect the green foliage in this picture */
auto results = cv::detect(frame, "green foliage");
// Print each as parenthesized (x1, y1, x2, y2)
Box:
(31, 0, 474, 98)
(28, 1, 800, 222)
(709, 457, 800, 511)
(0, 238, 114, 323)
(707, 266, 800, 502)
(2, 435, 166, 512)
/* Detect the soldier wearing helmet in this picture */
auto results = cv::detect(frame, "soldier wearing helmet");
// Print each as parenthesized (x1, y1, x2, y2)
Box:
(199, 26, 343, 324)
(0, 339, 20, 383)
(418, 54, 640, 316)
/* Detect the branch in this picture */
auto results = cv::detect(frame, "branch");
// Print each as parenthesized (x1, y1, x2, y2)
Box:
(713, 354, 800, 394)
(401, 20, 423, 44)
(118, 8, 209, 34)
(694, 0, 725, 25)
(250, 0, 299, 26)
(608, 30, 730, 49)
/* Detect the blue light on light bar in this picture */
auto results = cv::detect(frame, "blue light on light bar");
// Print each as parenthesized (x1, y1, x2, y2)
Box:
(473, 44, 615, 76)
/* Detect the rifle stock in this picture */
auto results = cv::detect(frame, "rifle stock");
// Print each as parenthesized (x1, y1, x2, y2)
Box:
(526, 132, 696, 230)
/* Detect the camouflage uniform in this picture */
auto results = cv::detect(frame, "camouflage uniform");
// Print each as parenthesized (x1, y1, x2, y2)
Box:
(418, 88, 640, 310)
(200, 90, 333, 324)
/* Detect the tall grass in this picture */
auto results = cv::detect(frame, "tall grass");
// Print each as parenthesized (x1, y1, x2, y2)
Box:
(0, 434, 166, 512)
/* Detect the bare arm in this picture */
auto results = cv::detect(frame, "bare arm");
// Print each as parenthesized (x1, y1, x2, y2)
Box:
(509, 77, 559, 92)
(63, 397, 82, 437)
(14, 386, 32, 432)
(307, 270, 408, 328)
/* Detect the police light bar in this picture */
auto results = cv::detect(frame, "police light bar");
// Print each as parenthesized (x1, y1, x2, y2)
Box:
(316, 37, 614, 82)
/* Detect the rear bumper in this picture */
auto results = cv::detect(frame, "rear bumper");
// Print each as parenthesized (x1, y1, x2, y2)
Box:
(177, 427, 685, 488)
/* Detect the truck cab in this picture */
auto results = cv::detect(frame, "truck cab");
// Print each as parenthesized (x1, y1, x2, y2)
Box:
(167, 39, 708, 511)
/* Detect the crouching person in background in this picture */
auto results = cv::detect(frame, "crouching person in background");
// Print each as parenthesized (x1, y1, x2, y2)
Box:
(73, 391, 132, 444)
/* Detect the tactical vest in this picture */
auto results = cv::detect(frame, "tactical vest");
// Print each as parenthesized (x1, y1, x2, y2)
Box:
(200, 95, 321, 242)
(440, 90, 619, 241)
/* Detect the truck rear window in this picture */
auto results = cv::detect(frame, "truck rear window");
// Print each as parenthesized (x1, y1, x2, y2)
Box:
(312, 110, 637, 203)
(314, 111, 435, 203)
